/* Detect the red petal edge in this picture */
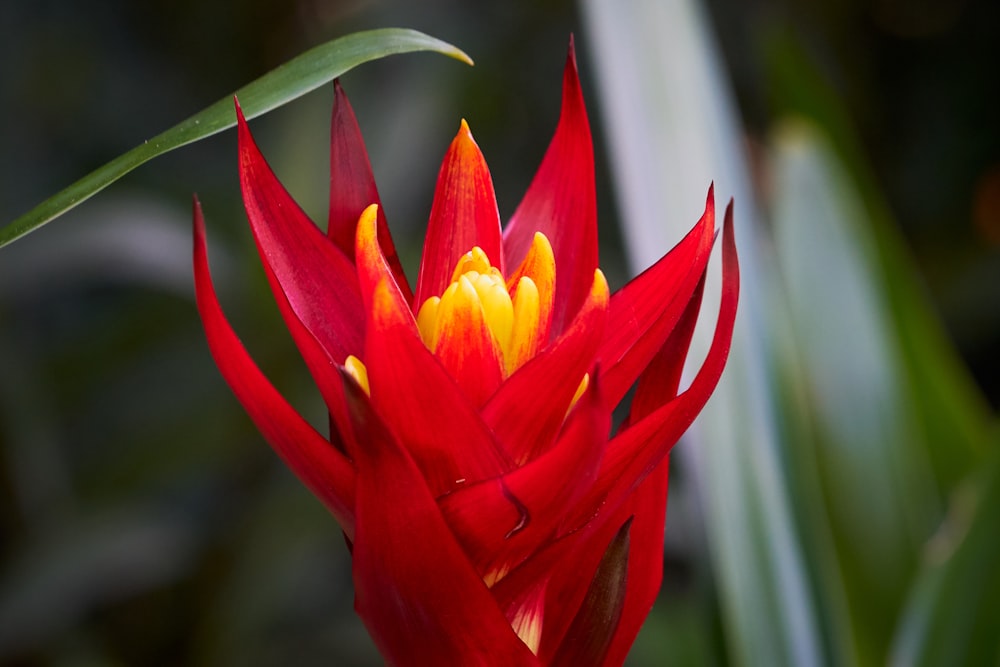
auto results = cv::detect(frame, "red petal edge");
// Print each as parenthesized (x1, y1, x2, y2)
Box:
(575, 199, 739, 529)
(598, 186, 715, 409)
(439, 367, 610, 582)
(364, 279, 513, 497)
(328, 81, 413, 302)
(339, 368, 539, 666)
(193, 198, 355, 535)
(415, 120, 504, 306)
(236, 99, 363, 363)
(550, 517, 632, 667)
(504, 37, 598, 336)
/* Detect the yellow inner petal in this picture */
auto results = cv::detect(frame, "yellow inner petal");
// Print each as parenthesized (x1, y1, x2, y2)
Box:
(450, 246, 493, 283)
(417, 235, 557, 378)
(508, 276, 540, 374)
(507, 232, 556, 343)
(344, 354, 370, 396)
(508, 584, 546, 655)
(416, 296, 442, 350)
(568, 372, 589, 414)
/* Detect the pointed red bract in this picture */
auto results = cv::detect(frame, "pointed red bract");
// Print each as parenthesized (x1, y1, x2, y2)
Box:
(598, 186, 715, 408)
(329, 81, 413, 302)
(356, 205, 513, 495)
(354, 203, 412, 325)
(341, 371, 540, 666)
(193, 199, 355, 534)
(598, 275, 706, 665)
(504, 39, 598, 335)
(625, 275, 706, 424)
(236, 102, 363, 364)
(574, 201, 739, 529)
(416, 120, 504, 306)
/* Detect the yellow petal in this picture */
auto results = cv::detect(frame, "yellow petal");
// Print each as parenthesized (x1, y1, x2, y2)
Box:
(508, 585, 546, 656)
(567, 372, 589, 415)
(507, 276, 541, 373)
(507, 232, 555, 341)
(590, 268, 610, 310)
(450, 246, 493, 284)
(471, 272, 514, 357)
(434, 275, 504, 404)
(344, 354, 370, 396)
(416, 296, 442, 350)
(354, 203, 383, 281)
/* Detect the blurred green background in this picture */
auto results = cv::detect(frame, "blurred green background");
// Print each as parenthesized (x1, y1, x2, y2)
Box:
(1, 1, 997, 665)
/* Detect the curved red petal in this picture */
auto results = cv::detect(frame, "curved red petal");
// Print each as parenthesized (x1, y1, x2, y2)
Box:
(439, 369, 610, 583)
(488, 508, 626, 662)
(193, 199, 355, 534)
(550, 517, 632, 667)
(482, 270, 608, 464)
(503, 38, 598, 336)
(259, 255, 354, 453)
(340, 372, 540, 666)
(355, 204, 413, 328)
(624, 274, 707, 425)
(598, 461, 669, 667)
(415, 120, 504, 306)
(364, 279, 512, 497)
(574, 199, 739, 528)
(590, 275, 706, 663)
(598, 186, 716, 408)
(236, 100, 363, 363)
(329, 81, 413, 302)
(589, 268, 705, 665)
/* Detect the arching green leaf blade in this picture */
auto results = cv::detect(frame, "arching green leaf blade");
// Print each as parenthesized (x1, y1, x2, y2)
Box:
(0, 28, 471, 249)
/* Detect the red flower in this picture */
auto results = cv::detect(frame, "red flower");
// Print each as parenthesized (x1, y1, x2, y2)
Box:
(193, 41, 738, 666)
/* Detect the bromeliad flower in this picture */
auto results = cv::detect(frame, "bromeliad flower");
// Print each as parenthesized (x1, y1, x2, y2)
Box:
(193, 41, 738, 666)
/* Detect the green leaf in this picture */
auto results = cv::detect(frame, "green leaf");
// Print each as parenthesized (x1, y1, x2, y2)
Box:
(764, 29, 994, 661)
(0, 28, 471, 250)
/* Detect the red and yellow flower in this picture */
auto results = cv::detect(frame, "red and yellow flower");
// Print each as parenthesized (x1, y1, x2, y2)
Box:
(193, 42, 738, 666)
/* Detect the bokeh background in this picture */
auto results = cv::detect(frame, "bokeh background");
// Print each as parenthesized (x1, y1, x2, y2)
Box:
(1, 0, 998, 665)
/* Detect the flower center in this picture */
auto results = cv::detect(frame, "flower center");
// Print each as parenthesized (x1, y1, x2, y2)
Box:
(344, 232, 560, 405)
(416, 235, 554, 378)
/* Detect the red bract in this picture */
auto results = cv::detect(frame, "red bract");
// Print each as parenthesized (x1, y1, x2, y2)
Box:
(193, 40, 738, 667)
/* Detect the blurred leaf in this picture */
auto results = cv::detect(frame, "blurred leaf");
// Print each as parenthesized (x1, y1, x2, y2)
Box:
(581, 0, 829, 664)
(192, 471, 373, 667)
(891, 440, 1000, 667)
(769, 119, 947, 662)
(625, 595, 722, 667)
(0, 28, 471, 249)
(762, 28, 991, 486)
(0, 509, 196, 656)
(763, 26, 995, 661)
